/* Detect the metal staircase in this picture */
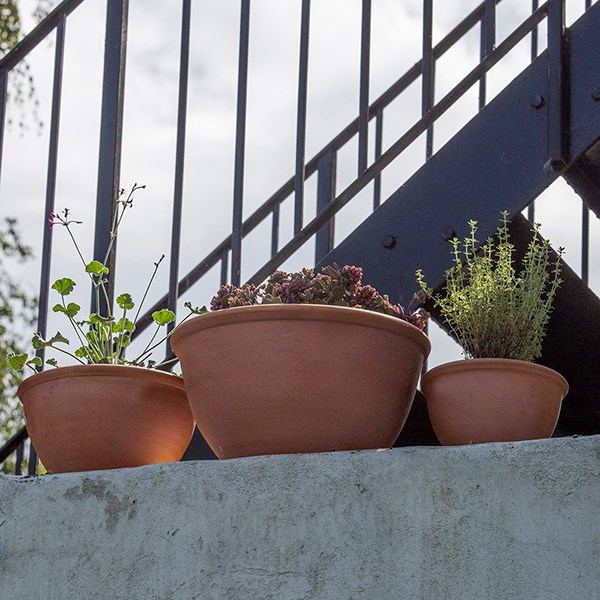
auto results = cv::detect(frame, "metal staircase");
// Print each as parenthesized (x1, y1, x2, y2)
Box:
(1, 0, 599, 469)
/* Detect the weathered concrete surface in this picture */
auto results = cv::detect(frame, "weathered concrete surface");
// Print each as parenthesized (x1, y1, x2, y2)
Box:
(1, 436, 599, 600)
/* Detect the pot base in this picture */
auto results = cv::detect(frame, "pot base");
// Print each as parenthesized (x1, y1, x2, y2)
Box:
(421, 358, 569, 445)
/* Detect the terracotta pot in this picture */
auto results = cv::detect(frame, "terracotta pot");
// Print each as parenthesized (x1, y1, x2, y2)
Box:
(18, 364, 195, 473)
(171, 304, 430, 459)
(421, 358, 569, 445)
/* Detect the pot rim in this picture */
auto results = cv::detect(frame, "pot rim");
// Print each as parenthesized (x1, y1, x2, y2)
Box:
(171, 303, 431, 357)
(17, 363, 184, 396)
(421, 357, 569, 395)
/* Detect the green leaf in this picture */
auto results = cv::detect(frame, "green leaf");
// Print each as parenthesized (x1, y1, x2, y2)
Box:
(116, 293, 134, 310)
(52, 277, 76, 296)
(116, 333, 131, 348)
(32, 332, 69, 349)
(45, 358, 58, 368)
(7, 353, 28, 370)
(89, 313, 113, 324)
(74, 347, 89, 358)
(112, 317, 134, 333)
(152, 309, 175, 326)
(85, 260, 109, 275)
(52, 302, 80, 318)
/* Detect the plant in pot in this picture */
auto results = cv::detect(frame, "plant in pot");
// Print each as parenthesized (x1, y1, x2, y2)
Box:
(171, 265, 431, 459)
(416, 211, 568, 445)
(8, 184, 198, 473)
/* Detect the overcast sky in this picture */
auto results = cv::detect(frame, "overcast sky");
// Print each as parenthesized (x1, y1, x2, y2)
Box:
(1, 0, 598, 367)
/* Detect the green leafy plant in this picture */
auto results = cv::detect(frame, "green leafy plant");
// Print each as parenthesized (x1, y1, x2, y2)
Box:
(8, 184, 205, 373)
(416, 212, 563, 360)
(211, 264, 428, 330)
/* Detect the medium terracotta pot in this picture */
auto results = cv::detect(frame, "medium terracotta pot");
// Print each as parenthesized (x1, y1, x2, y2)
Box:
(18, 364, 195, 473)
(171, 304, 430, 459)
(421, 358, 569, 445)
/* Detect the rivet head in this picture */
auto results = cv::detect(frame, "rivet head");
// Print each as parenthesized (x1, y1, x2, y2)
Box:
(441, 226, 456, 242)
(381, 234, 396, 249)
(592, 89, 600, 101)
(530, 95, 545, 109)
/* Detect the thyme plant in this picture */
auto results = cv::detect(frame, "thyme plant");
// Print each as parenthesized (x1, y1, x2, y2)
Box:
(416, 212, 563, 361)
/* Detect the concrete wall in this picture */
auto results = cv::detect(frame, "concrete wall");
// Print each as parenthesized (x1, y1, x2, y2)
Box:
(1, 436, 599, 600)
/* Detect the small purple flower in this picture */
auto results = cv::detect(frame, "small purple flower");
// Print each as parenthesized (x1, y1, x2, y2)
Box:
(47, 212, 55, 230)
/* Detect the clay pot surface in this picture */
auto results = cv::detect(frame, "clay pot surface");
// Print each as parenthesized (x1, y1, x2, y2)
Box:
(171, 304, 430, 459)
(421, 358, 569, 445)
(18, 364, 195, 473)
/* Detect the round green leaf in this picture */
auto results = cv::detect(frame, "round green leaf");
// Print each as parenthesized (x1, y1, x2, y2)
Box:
(152, 309, 175, 326)
(117, 293, 135, 310)
(86, 260, 109, 275)
(52, 277, 76, 296)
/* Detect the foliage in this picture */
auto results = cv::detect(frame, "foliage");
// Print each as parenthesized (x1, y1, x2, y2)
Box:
(8, 184, 206, 373)
(1, 0, 55, 132)
(416, 212, 563, 361)
(212, 264, 428, 330)
(0, 217, 37, 472)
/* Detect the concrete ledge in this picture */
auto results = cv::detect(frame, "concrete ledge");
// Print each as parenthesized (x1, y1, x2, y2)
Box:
(1, 436, 599, 600)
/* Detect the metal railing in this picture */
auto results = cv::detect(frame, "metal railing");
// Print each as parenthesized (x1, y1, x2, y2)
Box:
(0, 0, 596, 472)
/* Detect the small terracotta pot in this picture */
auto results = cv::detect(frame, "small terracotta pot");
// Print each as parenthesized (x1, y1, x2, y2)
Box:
(171, 304, 430, 459)
(421, 358, 569, 445)
(18, 364, 195, 473)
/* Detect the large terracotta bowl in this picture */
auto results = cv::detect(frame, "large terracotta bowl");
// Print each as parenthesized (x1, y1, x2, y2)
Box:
(171, 304, 431, 459)
(421, 358, 569, 445)
(18, 364, 195, 473)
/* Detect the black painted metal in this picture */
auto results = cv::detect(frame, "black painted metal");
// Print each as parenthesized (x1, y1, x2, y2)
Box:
(357, 0, 371, 175)
(166, 0, 191, 357)
(422, 0, 434, 158)
(94, 0, 128, 313)
(373, 108, 383, 209)
(294, 0, 311, 235)
(26, 16, 67, 474)
(314, 149, 336, 263)
(529, 0, 539, 224)
(0, 0, 84, 73)
(479, 0, 496, 109)
(0, 426, 27, 465)
(231, 0, 251, 287)
(322, 2, 600, 436)
(547, 0, 568, 169)
(250, 4, 549, 287)
(271, 205, 280, 257)
(133, 0, 509, 335)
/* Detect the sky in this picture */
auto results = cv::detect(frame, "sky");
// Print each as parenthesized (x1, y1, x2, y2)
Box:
(1, 0, 598, 368)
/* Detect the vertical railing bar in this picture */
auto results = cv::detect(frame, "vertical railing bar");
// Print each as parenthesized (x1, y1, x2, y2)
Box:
(528, 0, 539, 224)
(581, 0, 590, 298)
(422, 0, 434, 160)
(314, 149, 336, 264)
(231, 0, 250, 287)
(582, 202, 589, 284)
(373, 108, 383, 210)
(357, 0, 372, 175)
(546, 0, 567, 169)
(93, 0, 128, 314)
(294, 0, 310, 236)
(271, 205, 280, 258)
(15, 441, 24, 476)
(220, 249, 229, 286)
(165, 0, 191, 359)
(479, 0, 496, 110)
(0, 74, 6, 182)
(29, 16, 67, 475)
